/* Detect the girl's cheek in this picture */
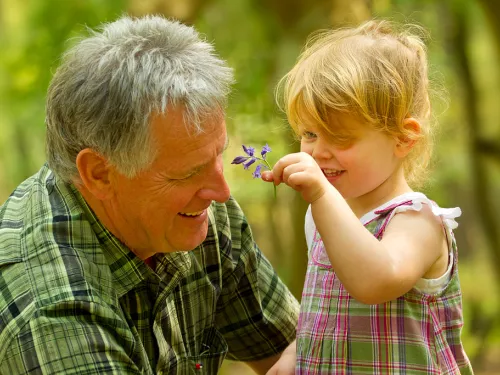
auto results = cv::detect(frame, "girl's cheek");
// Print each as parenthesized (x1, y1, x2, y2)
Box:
(300, 142, 313, 155)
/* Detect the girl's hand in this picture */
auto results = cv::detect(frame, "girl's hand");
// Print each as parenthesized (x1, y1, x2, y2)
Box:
(265, 340, 296, 375)
(261, 152, 330, 203)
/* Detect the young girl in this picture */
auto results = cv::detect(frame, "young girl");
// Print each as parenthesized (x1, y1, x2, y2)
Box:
(263, 20, 473, 374)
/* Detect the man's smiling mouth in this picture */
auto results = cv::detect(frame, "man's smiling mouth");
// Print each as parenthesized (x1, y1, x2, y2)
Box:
(179, 210, 204, 217)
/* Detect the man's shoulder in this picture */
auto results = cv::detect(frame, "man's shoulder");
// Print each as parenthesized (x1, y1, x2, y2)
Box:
(0, 217, 115, 309)
(0, 229, 118, 362)
(0, 166, 51, 264)
(0, 165, 117, 313)
(0, 171, 40, 221)
(1, 165, 76, 261)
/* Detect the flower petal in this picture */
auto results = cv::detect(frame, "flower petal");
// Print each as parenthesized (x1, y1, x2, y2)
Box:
(231, 156, 248, 164)
(252, 164, 263, 178)
(243, 157, 256, 170)
(261, 143, 272, 158)
(242, 144, 255, 157)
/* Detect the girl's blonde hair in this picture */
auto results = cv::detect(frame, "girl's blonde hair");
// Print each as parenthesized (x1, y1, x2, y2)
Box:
(278, 20, 434, 187)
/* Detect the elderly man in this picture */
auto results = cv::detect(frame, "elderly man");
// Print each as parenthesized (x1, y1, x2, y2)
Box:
(0, 15, 299, 374)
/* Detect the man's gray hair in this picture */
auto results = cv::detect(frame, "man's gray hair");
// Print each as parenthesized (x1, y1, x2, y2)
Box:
(46, 15, 234, 182)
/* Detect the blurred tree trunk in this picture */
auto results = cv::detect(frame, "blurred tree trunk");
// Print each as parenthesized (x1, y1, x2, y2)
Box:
(445, 2, 500, 265)
(477, 0, 500, 61)
(440, 0, 500, 368)
(476, 0, 500, 163)
(444, 0, 500, 291)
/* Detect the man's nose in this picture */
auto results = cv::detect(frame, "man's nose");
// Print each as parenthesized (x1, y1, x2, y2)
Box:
(197, 159, 231, 203)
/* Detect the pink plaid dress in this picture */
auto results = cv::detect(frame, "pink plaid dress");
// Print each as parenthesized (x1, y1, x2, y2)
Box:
(296, 192, 473, 374)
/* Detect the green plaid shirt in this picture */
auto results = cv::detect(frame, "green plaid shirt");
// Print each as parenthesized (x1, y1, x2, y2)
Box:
(0, 164, 299, 374)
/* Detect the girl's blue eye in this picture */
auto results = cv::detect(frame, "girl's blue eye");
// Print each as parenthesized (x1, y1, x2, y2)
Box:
(302, 131, 317, 139)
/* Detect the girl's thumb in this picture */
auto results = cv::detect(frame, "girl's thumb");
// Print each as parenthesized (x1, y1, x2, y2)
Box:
(261, 170, 273, 182)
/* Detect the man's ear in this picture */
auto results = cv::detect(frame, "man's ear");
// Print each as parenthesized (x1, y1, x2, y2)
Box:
(395, 117, 421, 158)
(75, 148, 113, 200)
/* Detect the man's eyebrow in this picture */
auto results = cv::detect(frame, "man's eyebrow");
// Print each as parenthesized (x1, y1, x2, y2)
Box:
(180, 137, 229, 176)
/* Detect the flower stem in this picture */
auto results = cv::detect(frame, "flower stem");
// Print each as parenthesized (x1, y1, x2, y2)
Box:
(262, 159, 276, 199)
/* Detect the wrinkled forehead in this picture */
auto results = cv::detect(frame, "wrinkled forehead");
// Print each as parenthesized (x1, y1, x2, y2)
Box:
(149, 106, 227, 172)
(151, 105, 226, 139)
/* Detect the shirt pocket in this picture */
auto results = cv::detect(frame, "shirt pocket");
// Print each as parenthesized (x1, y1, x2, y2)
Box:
(186, 326, 228, 374)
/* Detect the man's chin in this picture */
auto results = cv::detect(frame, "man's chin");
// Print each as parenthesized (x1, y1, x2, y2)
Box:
(165, 227, 208, 253)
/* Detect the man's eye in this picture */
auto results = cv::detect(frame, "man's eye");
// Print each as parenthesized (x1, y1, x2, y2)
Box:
(175, 172, 196, 181)
(174, 176, 191, 181)
(175, 169, 203, 181)
(302, 131, 317, 140)
(166, 172, 193, 182)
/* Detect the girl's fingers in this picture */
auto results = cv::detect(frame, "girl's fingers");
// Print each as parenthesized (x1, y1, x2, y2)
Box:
(286, 171, 309, 190)
(282, 163, 308, 185)
(262, 152, 326, 202)
(263, 152, 316, 186)
(261, 170, 274, 182)
(272, 153, 305, 180)
(261, 170, 284, 186)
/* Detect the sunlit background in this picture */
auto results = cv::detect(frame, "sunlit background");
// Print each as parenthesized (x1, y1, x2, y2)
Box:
(1, 0, 499, 373)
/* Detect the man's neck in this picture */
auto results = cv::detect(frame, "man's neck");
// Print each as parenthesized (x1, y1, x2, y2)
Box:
(144, 256, 156, 270)
(74, 183, 154, 261)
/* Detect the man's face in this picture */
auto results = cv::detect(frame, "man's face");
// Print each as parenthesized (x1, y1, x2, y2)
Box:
(107, 106, 230, 258)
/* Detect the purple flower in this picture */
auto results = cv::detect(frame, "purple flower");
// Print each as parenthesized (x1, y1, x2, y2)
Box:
(231, 156, 248, 165)
(261, 144, 271, 158)
(253, 164, 269, 178)
(232, 143, 276, 197)
(252, 164, 263, 178)
(243, 157, 256, 170)
(242, 145, 255, 157)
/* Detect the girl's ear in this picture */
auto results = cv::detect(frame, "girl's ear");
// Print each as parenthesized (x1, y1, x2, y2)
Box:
(395, 117, 421, 158)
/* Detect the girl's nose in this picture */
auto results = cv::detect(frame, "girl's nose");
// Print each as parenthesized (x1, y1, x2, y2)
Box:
(311, 138, 333, 160)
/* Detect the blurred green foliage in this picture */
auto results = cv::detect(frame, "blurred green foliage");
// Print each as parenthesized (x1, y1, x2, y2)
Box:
(1, 0, 500, 373)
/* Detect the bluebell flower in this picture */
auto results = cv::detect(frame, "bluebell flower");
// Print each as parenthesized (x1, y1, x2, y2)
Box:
(232, 143, 276, 197)
(261, 144, 271, 158)
(252, 164, 263, 178)
(243, 157, 256, 170)
(231, 156, 248, 165)
(242, 145, 255, 157)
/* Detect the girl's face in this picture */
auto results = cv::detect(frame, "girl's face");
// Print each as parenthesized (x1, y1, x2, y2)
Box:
(299, 112, 410, 213)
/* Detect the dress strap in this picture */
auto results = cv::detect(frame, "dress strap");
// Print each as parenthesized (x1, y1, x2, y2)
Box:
(367, 194, 461, 240)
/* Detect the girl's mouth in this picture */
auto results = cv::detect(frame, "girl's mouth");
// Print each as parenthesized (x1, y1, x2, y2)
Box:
(322, 168, 345, 177)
